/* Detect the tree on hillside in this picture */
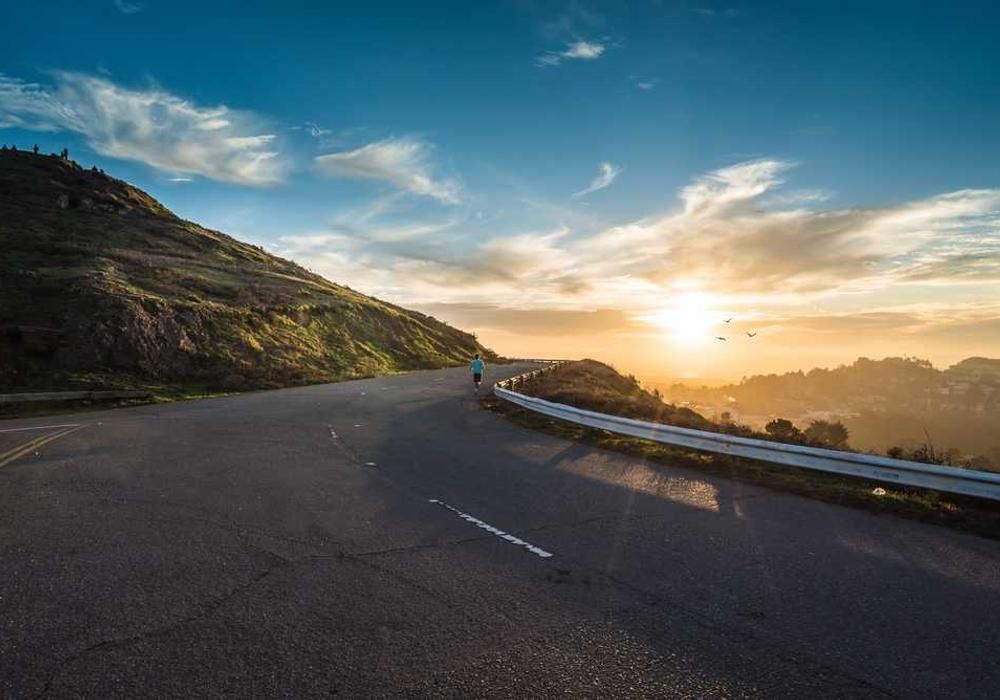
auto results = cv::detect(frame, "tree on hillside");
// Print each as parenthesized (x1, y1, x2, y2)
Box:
(765, 418, 801, 441)
(804, 420, 850, 448)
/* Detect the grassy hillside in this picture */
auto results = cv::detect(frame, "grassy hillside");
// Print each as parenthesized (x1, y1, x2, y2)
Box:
(0, 149, 491, 393)
(516, 359, 716, 430)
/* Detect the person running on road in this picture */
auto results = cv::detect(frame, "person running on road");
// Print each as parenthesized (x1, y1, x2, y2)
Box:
(470, 354, 485, 394)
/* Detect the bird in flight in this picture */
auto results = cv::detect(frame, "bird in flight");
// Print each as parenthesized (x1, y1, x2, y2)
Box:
(746, 331, 757, 338)
(715, 336, 727, 341)
(723, 318, 732, 324)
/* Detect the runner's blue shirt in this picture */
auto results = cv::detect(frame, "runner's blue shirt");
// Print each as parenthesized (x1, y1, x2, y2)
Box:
(470, 358, 485, 374)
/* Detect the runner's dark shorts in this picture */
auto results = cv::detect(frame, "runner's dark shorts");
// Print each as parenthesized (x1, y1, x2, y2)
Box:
(473, 373, 483, 383)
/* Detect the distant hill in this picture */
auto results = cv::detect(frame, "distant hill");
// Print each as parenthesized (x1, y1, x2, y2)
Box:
(664, 355, 1000, 466)
(0, 149, 491, 393)
(948, 357, 1000, 380)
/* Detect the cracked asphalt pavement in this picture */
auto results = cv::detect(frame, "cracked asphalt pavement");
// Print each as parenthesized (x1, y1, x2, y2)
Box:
(1, 363, 998, 697)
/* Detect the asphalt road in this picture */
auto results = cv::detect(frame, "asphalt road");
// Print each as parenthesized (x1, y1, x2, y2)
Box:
(1, 363, 998, 698)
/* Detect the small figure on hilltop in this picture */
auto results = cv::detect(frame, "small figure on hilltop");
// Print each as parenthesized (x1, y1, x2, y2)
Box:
(60, 148, 69, 160)
(470, 353, 486, 395)
(32, 144, 39, 154)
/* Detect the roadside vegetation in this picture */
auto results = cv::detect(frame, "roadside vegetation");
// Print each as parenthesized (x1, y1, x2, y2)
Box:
(483, 360, 1000, 540)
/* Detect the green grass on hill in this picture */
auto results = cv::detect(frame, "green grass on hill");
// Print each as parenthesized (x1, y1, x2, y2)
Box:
(513, 359, 716, 429)
(0, 150, 493, 394)
(485, 360, 1000, 540)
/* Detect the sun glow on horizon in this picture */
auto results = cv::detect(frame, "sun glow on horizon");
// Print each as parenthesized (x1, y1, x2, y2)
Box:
(641, 293, 724, 344)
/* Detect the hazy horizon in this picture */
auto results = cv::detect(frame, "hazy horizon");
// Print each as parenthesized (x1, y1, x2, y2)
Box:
(3, 1, 998, 380)
(413, 301, 999, 385)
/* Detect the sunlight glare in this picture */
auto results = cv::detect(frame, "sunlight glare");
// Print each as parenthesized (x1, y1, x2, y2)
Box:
(642, 293, 722, 344)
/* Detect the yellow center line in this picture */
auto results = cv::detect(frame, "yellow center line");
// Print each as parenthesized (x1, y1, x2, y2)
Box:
(0, 424, 87, 469)
(0, 423, 81, 434)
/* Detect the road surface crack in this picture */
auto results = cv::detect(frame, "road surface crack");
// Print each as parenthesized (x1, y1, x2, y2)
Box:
(34, 562, 286, 698)
(32, 533, 494, 697)
(326, 533, 496, 560)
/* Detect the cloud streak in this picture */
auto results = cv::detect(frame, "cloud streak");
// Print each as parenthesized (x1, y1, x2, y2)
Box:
(573, 162, 620, 198)
(278, 159, 1000, 319)
(0, 71, 284, 185)
(314, 137, 461, 204)
(537, 39, 606, 67)
(114, 0, 144, 14)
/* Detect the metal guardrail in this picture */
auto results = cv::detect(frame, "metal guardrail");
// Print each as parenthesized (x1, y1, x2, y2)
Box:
(495, 364, 1000, 502)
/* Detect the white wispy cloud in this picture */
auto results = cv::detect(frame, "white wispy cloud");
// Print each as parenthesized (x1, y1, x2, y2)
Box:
(314, 137, 461, 204)
(114, 0, 144, 13)
(537, 39, 607, 67)
(627, 75, 658, 90)
(761, 189, 831, 207)
(563, 40, 605, 59)
(679, 158, 790, 216)
(0, 71, 285, 185)
(298, 122, 330, 138)
(278, 159, 1000, 318)
(579, 161, 1000, 297)
(572, 162, 621, 198)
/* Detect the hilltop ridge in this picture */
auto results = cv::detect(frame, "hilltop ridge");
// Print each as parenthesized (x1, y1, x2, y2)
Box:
(0, 149, 491, 393)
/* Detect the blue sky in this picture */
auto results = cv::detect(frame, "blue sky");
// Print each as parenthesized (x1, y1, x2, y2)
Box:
(3, 1, 999, 378)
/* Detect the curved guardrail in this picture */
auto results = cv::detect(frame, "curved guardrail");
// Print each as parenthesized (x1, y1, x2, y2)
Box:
(495, 364, 1000, 502)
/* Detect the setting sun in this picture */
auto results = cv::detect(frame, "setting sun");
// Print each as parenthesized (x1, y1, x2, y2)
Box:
(642, 293, 722, 343)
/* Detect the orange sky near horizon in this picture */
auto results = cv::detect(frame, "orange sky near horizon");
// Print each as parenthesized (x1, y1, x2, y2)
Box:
(417, 302, 1000, 386)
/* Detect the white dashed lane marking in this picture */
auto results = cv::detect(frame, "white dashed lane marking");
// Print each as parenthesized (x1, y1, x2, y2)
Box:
(428, 499, 553, 558)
